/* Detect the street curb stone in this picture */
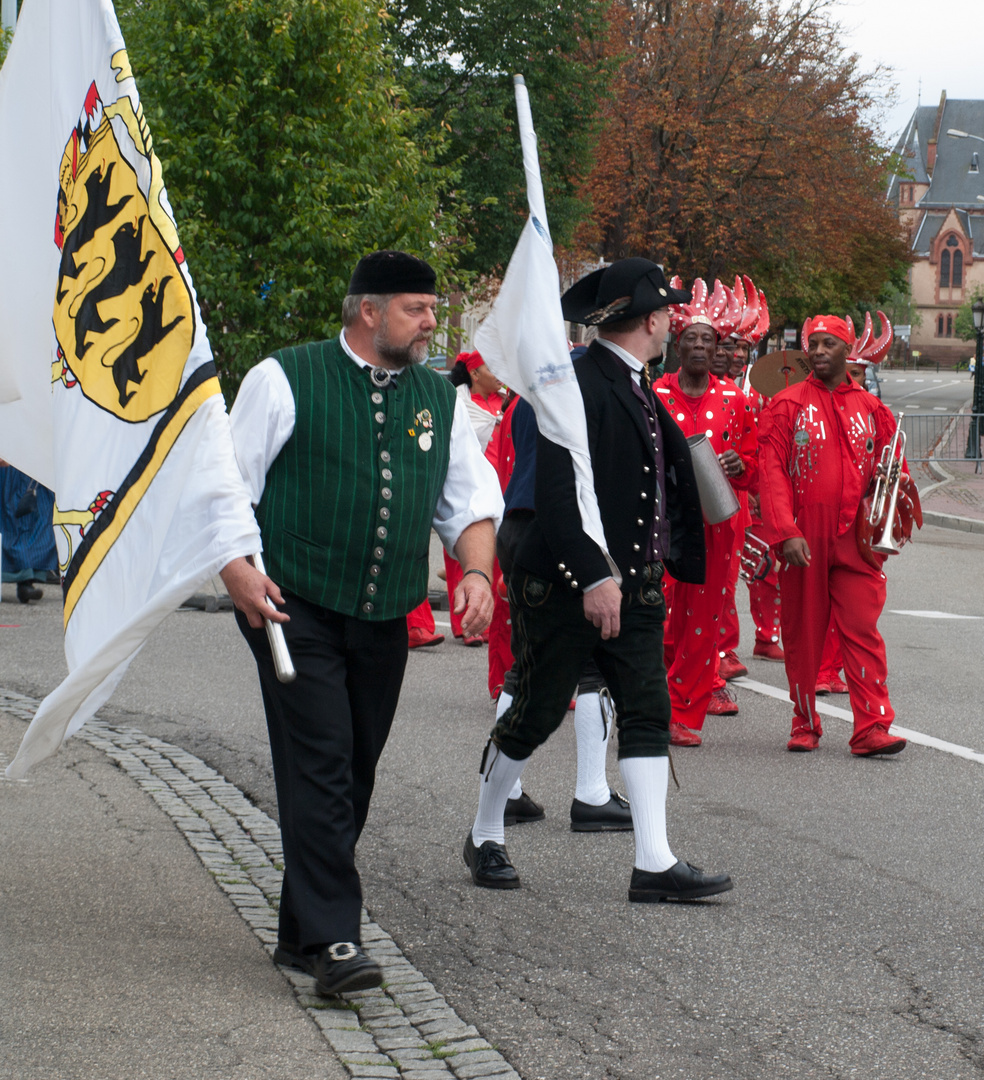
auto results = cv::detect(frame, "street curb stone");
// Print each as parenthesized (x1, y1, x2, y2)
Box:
(0, 687, 515, 1080)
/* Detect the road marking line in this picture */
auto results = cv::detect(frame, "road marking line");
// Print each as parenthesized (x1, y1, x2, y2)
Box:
(889, 609, 982, 619)
(734, 677, 984, 764)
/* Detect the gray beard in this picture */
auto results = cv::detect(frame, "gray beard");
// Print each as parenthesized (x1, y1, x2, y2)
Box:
(374, 328, 429, 368)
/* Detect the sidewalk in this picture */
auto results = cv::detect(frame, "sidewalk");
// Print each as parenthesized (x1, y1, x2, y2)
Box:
(0, 688, 518, 1080)
(0, 700, 346, 1080)
(915, 458, 984, 533)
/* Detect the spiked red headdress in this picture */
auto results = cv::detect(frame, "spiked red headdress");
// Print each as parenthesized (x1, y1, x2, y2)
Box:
(846, 311, 893, 367)
(732, 275, 770, 345)
(800, 314, 856, 351)
(668, 277, 735, 340)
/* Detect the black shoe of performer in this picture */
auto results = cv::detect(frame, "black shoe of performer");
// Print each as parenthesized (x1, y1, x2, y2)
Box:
(310, 942, 383, 996)
(570, 790, 633, 832)
(504, 791, 545, 826)
(17, 581, 42, 604)
(463, 833, 521, 889)
(628, 861, 733, 903)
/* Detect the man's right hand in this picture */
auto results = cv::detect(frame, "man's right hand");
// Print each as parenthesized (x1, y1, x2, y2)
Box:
(583, 578, 622, 639)
(220, 555, 289, 628)
(782, 537, 811, 567)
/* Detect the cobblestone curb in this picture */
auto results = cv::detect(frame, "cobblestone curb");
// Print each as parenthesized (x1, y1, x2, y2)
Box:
(1, 688, 520, 1080)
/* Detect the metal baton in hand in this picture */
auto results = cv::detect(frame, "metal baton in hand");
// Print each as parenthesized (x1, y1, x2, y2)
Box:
(251, 552, 296, 683)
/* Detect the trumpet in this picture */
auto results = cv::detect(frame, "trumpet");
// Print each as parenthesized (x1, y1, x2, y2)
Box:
(868, 412, 906, 556)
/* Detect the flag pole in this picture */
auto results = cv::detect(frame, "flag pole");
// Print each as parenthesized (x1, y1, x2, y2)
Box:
(251, 552, 296, 683)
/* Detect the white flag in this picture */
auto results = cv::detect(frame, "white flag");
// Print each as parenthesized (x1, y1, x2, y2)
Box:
(475, 76, 618, 583)
(0, 0, 260, 777)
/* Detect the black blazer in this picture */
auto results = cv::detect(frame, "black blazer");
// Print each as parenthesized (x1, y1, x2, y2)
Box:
(514, 341, 705, 591)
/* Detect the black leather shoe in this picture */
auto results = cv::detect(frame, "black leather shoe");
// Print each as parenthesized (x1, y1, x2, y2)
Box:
(16, 581, 42, 603)
(463, 833, 520, 889)
(628, 861, 733, 903)
(504, 791, 545, 826)
(570, 790, 633, 832)
(311, 942, 383, 996)
(272, 942, 310, 972)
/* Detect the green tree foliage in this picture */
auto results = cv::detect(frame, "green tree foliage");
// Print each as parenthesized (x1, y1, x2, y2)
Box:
(954, 286, 984, 343)
(580, 0, 910, 330)
(0, 23, 13, 67)
(387, 0, 609, 276)
(114, 0, 463, 391)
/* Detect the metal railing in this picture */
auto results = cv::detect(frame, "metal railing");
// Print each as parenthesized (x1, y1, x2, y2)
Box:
(901, 413, 983, 468)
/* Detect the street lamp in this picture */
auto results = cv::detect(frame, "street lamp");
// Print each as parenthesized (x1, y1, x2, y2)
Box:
(966, 297, 984, 466)
(947, 129, 984, 144)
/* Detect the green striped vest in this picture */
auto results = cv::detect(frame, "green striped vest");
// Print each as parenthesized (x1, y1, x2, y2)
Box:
(255, 338, 455, 620)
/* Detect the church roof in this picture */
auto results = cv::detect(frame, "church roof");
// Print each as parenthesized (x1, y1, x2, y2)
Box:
(887, 95, 984, 209)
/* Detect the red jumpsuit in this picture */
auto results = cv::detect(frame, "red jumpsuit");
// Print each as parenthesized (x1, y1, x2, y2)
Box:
(744, 386, 782, 649)
(653, 373, 757, 731)
(486, 395, 518, 698)
(758, 374, 898, 746)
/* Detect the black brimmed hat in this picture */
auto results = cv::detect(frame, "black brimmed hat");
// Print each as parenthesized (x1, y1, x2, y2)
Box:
(347, 250, 437, 296)
(561, 258, 691, 326)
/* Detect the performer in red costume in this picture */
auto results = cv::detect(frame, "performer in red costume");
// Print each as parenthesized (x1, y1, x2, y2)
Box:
(813, 311, 896, 694)
(730, 278, 785, 665)
(444, 351, 504, 644)
(655, 280, 757, 746)
(758, 314, 907, 756)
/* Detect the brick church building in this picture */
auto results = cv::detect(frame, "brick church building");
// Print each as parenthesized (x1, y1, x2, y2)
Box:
(888, 92, 984, 364)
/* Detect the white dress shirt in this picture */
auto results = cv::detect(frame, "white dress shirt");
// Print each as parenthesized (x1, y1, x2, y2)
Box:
(228, 331, 503, 554)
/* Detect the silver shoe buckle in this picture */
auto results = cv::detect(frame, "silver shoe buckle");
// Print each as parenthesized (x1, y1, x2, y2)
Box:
(328, 942, 358, 962)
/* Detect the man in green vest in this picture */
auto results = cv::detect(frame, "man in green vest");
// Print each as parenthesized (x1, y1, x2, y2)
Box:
(221, 251, 502, 996)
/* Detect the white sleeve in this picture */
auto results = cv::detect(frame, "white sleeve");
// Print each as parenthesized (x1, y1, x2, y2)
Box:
(228, 358, 296, 506)
(432, 395, 504, 554)
(457, 383, 496, 452)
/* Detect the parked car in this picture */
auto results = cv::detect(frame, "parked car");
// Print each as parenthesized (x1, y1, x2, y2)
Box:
(864, 366, 882, 399)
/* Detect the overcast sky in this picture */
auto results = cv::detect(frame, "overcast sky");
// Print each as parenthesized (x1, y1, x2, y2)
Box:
(836, 0, 982, 144)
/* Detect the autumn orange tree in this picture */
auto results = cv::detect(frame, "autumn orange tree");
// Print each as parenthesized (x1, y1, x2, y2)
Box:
(577, 0, 909, 332)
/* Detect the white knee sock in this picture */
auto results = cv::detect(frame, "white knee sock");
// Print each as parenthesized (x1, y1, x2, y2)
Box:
(471, 745, 529, 846)
(494, 692, 524, 801)
(618, 756, 675, 872)
(574, 692, 614, 806)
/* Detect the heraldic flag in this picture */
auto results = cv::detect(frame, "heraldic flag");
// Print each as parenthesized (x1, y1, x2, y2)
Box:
(0, 0, 261, 777)
(475, 76, 618, 583)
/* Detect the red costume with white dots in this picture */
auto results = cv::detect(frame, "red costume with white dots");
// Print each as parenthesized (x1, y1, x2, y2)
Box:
(653, 372, 757, 730)
(758, 373, 899, 746)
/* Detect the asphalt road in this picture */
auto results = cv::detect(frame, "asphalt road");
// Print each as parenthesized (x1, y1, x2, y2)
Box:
(1, 516, 982, 1080)
(879, 372, 974, 464)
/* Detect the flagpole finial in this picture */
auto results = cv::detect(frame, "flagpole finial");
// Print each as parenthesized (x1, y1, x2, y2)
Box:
(513, 74, 526, 87)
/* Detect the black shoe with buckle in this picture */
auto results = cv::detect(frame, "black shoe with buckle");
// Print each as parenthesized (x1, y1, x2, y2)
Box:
(570, 790, 633, 832)
(311, 942, 383, 996)
(628, 861, 733, 903)
(504, 791, 545, 827)
(463, 833, 520, 889)
(16, 581, 42, 604)
(272, 942, 310, 972)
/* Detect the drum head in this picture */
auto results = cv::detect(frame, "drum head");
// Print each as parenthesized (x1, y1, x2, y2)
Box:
(749, 350, 812, 398)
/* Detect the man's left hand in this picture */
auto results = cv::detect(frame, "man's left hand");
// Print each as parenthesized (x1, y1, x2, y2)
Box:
(454, 572, 494, 637)
(718, 449, 743, 479)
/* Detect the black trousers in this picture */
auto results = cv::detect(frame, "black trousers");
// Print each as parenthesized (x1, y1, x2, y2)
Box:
(237, 594, 408, 951)
(493, 568, 671, 761)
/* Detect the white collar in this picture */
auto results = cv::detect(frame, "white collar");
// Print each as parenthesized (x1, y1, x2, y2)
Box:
(339, 327, 373, 370)
(596, 336, 645, 372)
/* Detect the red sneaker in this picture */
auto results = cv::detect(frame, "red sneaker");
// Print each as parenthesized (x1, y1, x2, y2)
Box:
(787, 731, 820, 752)
(706, 687, 739, 716)
(718, 650, 748, 681)
(815, 681, 832, 695)
(408, 627, 445, 649)
(752, 641, 785, 662)
(670, 722, 702, 746)
(851, 728, 906, 756)
(828, 676, 849, 694)
(462, 634, 484, 647)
